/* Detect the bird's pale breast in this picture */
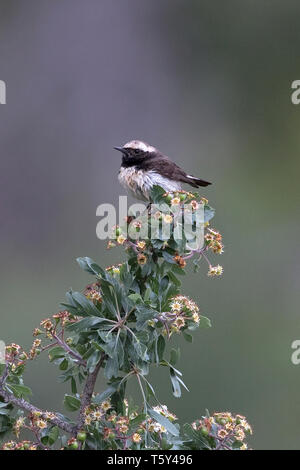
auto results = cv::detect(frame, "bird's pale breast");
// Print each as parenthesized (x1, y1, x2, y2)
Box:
(118, 167, 181, 201)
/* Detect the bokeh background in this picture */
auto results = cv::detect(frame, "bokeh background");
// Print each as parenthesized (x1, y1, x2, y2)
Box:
(1, 0, 300, 450)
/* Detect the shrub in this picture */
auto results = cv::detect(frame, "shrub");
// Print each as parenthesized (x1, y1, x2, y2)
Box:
(0, 186, 252, 450)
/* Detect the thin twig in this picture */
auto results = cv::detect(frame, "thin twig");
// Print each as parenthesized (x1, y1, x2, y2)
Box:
(75, 353, 106, 434)
(52, 333, 86, 366)
(0, 383, 75, 434)
(182, 245, 207, 260)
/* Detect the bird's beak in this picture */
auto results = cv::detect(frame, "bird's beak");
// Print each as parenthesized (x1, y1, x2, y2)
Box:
(114, 146, 125, 153)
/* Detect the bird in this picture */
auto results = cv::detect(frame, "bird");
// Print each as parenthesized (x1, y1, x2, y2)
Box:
(114, 140, 211, 201)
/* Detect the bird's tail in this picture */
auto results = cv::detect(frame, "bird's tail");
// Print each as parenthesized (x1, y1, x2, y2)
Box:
(186, 175, 212, 187)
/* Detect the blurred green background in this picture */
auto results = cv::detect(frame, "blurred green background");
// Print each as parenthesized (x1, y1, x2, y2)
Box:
(1, 0, 300, 450)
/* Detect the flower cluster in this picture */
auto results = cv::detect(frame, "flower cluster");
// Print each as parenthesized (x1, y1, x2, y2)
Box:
(5, 343, 28, 373)
(84, 284, 102, 304)
(29, 309, 80, 359)
(29, 339, 42, 360)
(207, 264, 223, 277)
(163, 190, 204, 207)
(52, 310, 77, 326)
(173, 254, 186, 269)
(2, 440, 37, 451)
(83, 398, 112, 426)
(39, 312, 76, 336)
(2, 408, 58, 450)
(205, 227, 224, 254)
(82, 399, 142, 446)
(81, 400, 178, 449)
(66, 398, 177, 449)
(156, 295, 200, 336)
(147, 405, 177, 433)
(106, 189, 224, 284)
(7, 410, 57, 449)
(191, 412, 252, 450)
(13, 416, 26, 438)
(105, 264, 123, 275)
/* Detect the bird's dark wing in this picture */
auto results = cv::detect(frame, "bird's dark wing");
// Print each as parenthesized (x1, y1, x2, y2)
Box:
(141, 153, 211, 188)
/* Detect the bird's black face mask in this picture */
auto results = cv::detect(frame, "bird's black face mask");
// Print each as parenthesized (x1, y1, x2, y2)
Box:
(114, 146, 152, 167)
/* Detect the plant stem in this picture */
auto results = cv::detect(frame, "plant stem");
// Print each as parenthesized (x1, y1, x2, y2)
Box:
(136, 373, 147, 412)
(0, 383, 75, 434)
(75, 353, 106, 434)
(52, 333, 86, 366)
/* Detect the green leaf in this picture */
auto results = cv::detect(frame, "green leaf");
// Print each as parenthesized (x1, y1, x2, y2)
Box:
(187, 321, 199, 331)
(150, 185, 167, 204)
(135, 330, 149, 344)
(59, 303, 80, 316)
(48, 346, 66, 362)
(129, 414, 147, 429)
(59, 358, 69, 371)
(67, 316, 107, 332)
(115, 338, 124, 368)
(170, 348, 180, 366)
(170, 368, 181, 397)
(148, 408, 179, 436)
(100, 336, 116, 357)
(160, 360, 182, 376)
(143, 287, 151, 302)
(199, 316, 212, 328)
(171, 264, 186, 275)
(0, 403, 12, 409)
(6, 384, 32, 398)
(204, 205, 215, 223)
(135, 306, 157, 331)
(63, 394, 80, 412)
(93, 381, 121, 404)
(167, 271, 181, 287)
(91, 340, 104, 351)
(156, 335, 165, 363)
(0, 414, 12, 434)
(161, 437, 174, 450)
(158, 276, 169, 296)
(71, 291, 102, 317)
(144, 380, 157, 401)
(128, 293, 143, 303)
(176, 374, 189, 392)
(48, 426, 59, 445)
(58, 366, 76, 383)
(76, 257, 105, 278)
(104, 357, 119, 380)
(162, 251, 176, 264)
(232, 439, 243, 449)
(87, 350, 102, 373)
(183, 423, 210, 449)
(0, 404, 11, 416)
(100, 283, 118, 318)
(76, 257, 96, 274)
(133, 338, 148, 362)
(71, 377, 77, 394)
(182, 331, 193, 343)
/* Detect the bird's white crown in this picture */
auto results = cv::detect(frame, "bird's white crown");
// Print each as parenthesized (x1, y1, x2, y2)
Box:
(123, 140, 156, 153)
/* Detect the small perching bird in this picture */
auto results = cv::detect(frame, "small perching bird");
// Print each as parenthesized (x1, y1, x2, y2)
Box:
(115, 140, 211, 201)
